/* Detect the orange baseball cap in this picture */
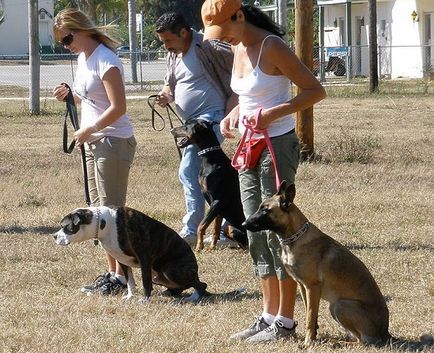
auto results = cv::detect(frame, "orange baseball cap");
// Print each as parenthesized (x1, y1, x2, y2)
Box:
(201, 0, 242, 40)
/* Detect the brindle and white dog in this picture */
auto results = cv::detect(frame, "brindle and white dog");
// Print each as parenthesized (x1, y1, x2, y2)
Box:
(53, 206, 208, 302)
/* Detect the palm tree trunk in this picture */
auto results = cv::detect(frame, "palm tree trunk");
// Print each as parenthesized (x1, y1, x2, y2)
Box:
(128, 0, 138, 83)
(368, 0, 378, 93)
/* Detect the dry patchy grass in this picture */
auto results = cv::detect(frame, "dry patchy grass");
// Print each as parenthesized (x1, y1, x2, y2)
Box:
(0, 95, 433, 353)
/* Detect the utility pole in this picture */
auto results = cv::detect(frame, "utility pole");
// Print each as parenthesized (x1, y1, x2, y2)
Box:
(368, 0, 378, 93)
(295, 0, 314, 159)
(128, 0, 137, 83)
(29, 0, 40, 114)
(277, 0, 287, 40)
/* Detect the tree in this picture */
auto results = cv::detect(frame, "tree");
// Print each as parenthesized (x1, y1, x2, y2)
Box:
(295, 0, 314, 159)
(29, 0, 40, 114)
(54, 0, 126, 24)
(141, 0, 203, 30)
(0, 0, 5, 26)
(128, 0, 137, 82)
(368, 0, 378, 93)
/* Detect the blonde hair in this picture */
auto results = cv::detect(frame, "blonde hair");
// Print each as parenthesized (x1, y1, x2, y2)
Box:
(53, 8, 119, 51)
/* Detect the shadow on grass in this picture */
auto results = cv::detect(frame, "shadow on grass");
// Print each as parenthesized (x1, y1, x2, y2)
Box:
(0, 225, 58, 235)
(166, 288, 261, 306)
(344, 242, 434, 252)
(311, 333, 434, 352)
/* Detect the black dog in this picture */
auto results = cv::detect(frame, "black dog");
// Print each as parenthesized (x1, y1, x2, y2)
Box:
(53, 206, 209, 302)
(171, 120, 248, 251)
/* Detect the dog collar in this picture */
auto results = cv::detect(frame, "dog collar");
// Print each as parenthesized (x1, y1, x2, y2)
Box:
(280, 222, 310, 246)
(197, 146, 221, 156)
(93, 208, 100, 246)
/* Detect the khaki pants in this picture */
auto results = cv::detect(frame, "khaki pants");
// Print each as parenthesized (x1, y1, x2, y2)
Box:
(85, 135, 136, 207)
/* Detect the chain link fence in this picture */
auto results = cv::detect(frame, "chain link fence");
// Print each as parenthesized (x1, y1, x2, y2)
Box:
(0, 49, 168, 93)
(314, 45, 434, 83)
(1, 46, 433, 94)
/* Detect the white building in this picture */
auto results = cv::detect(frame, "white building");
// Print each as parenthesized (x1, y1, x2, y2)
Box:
(318, 0, 434, 78)
(0, 0, 54, 55)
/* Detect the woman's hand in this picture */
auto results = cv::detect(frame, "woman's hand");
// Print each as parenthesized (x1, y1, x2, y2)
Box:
(220, 113, 239, 139)
(220, 104, 240, 139)
(53, 84, 69, 102)
(73, 125, 95, 147)
(245, 108, 271, 130)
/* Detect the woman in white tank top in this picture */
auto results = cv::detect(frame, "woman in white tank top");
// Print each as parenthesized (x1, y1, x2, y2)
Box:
(202, 0, 326, 343)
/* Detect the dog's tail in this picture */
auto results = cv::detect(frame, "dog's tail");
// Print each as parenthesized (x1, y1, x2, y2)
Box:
(385, 334, 433, 352)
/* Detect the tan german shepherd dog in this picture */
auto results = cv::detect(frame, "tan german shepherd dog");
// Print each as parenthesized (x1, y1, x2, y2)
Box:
(243, 181, 390, 348)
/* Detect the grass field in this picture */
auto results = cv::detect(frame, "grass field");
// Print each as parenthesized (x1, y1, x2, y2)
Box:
(0, 93, 433, 353)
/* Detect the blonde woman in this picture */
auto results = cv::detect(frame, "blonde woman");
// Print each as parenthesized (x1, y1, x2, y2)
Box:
(53, 9, 136, 295)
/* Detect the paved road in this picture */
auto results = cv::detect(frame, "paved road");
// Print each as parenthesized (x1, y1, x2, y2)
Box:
(0, 60, 166, 89)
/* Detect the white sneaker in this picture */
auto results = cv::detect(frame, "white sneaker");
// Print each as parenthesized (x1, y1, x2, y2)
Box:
(245, 320, 297, 343)
(203, 235, 239, 249)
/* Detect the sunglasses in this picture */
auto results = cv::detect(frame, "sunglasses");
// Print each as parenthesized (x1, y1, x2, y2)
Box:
(60, 33, 74, 46)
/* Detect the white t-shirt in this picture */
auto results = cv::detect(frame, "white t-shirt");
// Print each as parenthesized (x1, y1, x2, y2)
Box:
(73, 44, 133, 143)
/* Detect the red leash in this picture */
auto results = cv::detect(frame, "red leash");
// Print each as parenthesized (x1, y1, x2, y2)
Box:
(231, 108, 281, 189)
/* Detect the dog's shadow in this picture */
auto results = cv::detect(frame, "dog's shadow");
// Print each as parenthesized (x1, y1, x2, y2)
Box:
(312, 333, 434, 352)
(0, 225, 58, 235)
(159, 287, 261, 306)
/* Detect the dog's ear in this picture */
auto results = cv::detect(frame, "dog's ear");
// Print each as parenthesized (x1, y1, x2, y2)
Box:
(71, 209, 93, 226)
(72, 213, 81, 225)
(285, 184, 296, 204)
(278, 182, 296, 210)
(277, 181, 288, 196)
(60, 215, 72, 228)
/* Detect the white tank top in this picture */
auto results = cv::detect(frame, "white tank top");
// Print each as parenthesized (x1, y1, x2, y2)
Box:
(231, 35, 295, 138)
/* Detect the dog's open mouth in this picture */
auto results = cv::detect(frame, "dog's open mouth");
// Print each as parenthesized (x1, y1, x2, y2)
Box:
(177, 137, 190, 148)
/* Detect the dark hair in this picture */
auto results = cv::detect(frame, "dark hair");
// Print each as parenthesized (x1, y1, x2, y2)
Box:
(155, 12, 191, 35)
(233, 5, 285, 38)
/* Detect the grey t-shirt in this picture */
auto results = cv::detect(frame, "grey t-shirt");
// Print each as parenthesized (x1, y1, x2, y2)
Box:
(173, 31, 225, 120)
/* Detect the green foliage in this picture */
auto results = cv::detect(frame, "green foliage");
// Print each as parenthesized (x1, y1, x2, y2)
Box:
(142, 0, 204, 31)
(53, 0, 321, 49)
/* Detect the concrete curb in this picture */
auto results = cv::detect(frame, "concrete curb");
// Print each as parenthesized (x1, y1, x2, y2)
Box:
(0, 95, 150, 101)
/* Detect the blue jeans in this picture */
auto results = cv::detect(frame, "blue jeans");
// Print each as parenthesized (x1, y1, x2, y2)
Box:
(179, 110, 225, 236)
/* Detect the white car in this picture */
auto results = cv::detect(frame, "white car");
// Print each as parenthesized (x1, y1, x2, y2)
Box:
(116, 46, 130, 57)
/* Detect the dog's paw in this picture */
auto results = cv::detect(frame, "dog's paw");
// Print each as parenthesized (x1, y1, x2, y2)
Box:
(302, 339, 316, 349)
(122, 294, 134, 301)
(138, 296, 151, 304)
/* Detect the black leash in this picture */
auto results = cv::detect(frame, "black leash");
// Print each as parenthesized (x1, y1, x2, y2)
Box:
(62, 83, 91, 206)
(147, 94, 183, 160)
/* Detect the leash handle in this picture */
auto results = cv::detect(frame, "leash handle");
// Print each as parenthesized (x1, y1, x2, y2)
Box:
(147, 94, 183, 160)
(62, 83, 79, 154)
(233, 109, 281, 189)
(61, 83, 91, 206)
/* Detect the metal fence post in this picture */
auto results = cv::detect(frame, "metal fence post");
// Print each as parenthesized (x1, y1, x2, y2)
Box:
(378, 45, 382, 80)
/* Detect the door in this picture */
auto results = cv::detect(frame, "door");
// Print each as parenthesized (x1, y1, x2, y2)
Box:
(355, 16, 363, 75)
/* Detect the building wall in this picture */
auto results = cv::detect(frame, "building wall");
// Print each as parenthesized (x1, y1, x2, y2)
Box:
(320, 0, 434, 79)
(0, 0, 54, 55)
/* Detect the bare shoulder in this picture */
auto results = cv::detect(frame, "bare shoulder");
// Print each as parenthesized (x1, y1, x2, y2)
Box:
(262, 36, 295, 61)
